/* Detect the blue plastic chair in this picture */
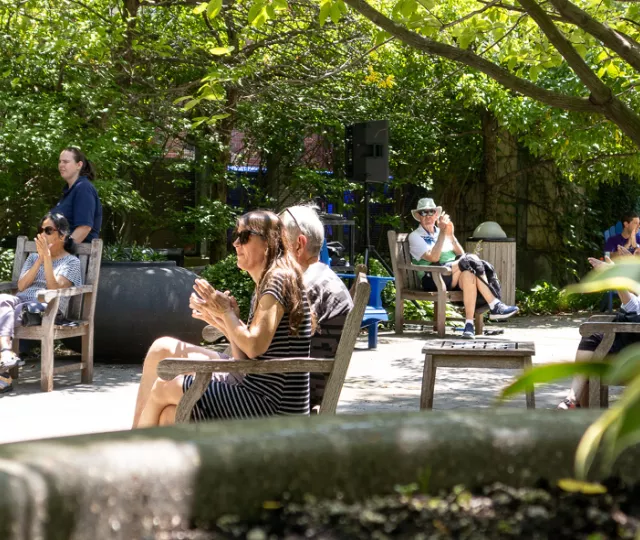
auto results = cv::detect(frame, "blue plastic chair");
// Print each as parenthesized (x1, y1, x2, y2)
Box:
(337, 273, 395, 349)
(320, 239, 331, 266)
(603, 221, 623, 312)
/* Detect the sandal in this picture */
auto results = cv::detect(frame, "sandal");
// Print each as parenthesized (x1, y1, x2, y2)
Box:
(0, 373, 13, 394)
(557, 397, 580, 410)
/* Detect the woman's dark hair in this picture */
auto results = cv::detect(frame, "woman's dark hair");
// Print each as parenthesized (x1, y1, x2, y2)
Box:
(237, 210, 307, 335)
(39, 213, 77, 255)
(62, 147, 96, 181)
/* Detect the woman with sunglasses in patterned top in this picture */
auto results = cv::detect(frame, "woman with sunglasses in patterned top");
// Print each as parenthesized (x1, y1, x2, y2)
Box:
(133, 210, 313, 427)
(0, 213, 82, 392)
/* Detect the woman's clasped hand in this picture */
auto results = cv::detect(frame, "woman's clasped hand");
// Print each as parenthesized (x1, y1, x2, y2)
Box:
(189, 279, 239, 328)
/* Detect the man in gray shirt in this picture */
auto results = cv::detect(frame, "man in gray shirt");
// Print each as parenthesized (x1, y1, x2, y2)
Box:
(280, 205, 354, 408)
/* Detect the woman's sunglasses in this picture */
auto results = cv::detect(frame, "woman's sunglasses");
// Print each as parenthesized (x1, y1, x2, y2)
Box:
(232, 229, 264, 245)
(38, 226, 58, 236)
(418, 209, 437, 217)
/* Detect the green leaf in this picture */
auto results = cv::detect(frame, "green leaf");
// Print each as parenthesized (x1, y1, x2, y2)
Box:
(400, 0, 417, 18)
(557, 479, 607, 494)
(272, 0, 288, 8)
(207, 0, 223, 18)
(182, 98, 200, 111)
(606, 343, 640, 385)
(172, 95, 193, 105)
(193, 2, 208, 15)
(416, 0, 435, 9)
(248, 1, 264, 24)
(207, 113, 231, 124)
(604, 388, 640, 472)
(319, 1, 331, 27)
(330, 2, 342, 24)
(566, 258, 640, 296)
(210, 46, 234, 56)
(458, 32, 473, 50)
(606, 62, 619, 78)
(498, 362, 610, 402)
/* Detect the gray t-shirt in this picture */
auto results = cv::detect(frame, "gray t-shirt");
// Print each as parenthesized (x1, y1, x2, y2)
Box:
(304, 262, 354, 358)
(18, 254, 82, 313)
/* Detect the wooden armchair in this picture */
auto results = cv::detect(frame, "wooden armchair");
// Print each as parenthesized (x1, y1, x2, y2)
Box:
(579, 314, 640, 408)
(0, 236, 103, 391)
(157, 273, 371, 423)
(388, 231, 483, 337)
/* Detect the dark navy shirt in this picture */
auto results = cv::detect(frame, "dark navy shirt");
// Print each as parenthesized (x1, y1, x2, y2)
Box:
(605, 233, 640, 254)
(51, 176, 102, 242)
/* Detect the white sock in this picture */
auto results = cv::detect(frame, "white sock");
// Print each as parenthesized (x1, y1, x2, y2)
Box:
(489, 299, 500, 309)
(465, 319, 473, 326)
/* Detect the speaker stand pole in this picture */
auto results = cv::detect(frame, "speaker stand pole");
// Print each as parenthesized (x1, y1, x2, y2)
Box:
(362, 179, 394, 275)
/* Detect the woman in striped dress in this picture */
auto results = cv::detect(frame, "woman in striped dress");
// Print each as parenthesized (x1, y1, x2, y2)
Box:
(134, 210, 312, 427)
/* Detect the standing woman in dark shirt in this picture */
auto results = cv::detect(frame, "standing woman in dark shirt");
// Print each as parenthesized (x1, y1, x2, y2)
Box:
(51, 147, 103, 243)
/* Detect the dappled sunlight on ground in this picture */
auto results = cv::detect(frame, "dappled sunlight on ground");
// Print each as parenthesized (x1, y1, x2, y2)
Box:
(0, 315, 623, 444)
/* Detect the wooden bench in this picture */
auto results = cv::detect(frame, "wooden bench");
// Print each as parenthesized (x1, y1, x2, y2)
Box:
(388, 231, 484, 337)
(421, 340, 536, 409)
(579, 314, 640, 408)
(157, 272, 370, 422)
(0, 236, 103, 391)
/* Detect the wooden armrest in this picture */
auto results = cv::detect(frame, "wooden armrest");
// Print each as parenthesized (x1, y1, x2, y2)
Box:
(580, 322, 640, 336)
(0, 281, 16, 292)
(587, 315, 616, 322)
(37, 285, 94, 302)
(157, 356, 334, 380)
(397, 263, 452, 275)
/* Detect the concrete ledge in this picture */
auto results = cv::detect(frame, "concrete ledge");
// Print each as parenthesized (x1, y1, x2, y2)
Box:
(0, 409, 636, 539)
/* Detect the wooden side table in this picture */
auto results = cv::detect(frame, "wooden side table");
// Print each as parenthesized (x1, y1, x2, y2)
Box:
(421, 340, 536, 410)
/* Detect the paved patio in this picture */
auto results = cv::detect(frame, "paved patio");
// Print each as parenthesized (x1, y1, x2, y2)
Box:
(0, 315, 621, 445)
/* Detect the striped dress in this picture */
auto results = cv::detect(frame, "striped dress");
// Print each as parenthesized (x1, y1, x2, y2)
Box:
(183, 271, 312, 421)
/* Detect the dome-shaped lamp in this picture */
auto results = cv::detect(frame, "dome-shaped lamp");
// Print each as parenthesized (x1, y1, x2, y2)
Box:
(472, 221, 507, 239)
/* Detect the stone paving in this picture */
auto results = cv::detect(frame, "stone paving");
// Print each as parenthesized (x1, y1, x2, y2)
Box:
(0, 315, 622, 445)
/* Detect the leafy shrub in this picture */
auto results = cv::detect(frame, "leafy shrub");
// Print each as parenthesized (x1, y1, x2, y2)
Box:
(200, 255, 254, 320)
(517, 281, 607, 315)
(102, 244, 168, 262)
(504, 259, 640, 480)
(0, 248, 14, 282)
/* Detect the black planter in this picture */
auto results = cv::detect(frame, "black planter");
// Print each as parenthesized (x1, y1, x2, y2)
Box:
(89, 261, 206, 363)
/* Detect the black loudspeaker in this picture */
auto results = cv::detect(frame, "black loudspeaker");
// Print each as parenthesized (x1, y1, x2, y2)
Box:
(345, 119, 389, 183)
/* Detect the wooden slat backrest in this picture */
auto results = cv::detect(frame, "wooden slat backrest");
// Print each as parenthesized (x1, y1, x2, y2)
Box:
(388, 231, 420, 290)
(319, 273, 370, 414)
(10, 236, 102, 320)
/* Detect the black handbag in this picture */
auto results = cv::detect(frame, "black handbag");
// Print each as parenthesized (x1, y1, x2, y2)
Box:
(20, 302, 46, 327)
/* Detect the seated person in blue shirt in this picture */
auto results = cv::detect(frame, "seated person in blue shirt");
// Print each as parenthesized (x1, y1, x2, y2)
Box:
(605, 212, 640, 257)
(408, 198, 518, 339)
(51, 147, 102, 243)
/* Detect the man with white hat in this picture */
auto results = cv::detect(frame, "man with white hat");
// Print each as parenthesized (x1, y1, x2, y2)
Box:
(408, 198, 518, 338)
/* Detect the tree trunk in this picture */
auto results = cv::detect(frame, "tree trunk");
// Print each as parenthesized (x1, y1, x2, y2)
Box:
(482, 109, 499, 221)
(208, 87, 239, 263)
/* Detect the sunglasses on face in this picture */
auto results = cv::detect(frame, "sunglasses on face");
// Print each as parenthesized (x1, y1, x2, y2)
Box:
(232, 229, 264, 245)
(38, 226, 58, 236)
(418, 209, 437, 217)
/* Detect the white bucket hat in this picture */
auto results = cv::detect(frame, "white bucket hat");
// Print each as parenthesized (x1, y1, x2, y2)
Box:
(411, 198, 442, 222)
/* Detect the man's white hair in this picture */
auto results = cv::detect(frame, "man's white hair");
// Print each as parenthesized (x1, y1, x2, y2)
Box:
(281, 205, 325, 257)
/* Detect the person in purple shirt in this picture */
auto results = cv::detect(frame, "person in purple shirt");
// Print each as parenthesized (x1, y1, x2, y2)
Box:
(604, 212, 640, 257)
(51, 147, 102, 243)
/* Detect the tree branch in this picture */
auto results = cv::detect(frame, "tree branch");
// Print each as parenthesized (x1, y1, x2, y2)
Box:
(440, 0, 502, 31)
(516, 0, 610, 103)
(342, 0, 596, 113)
(548, 0, 640, 74)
